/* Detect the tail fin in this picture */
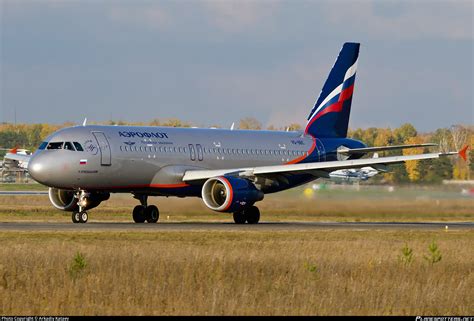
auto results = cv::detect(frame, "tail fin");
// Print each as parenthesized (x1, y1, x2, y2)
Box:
(305, 42, 360, 138)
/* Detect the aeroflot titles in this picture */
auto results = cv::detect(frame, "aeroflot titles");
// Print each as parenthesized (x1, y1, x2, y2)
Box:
(118, 131, 169, 139)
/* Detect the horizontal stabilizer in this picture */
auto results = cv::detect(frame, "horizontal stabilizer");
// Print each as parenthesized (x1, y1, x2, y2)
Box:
(337, 143, 438, 155)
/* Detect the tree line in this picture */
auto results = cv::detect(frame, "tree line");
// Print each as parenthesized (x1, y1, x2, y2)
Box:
(0, 119, 472, 184)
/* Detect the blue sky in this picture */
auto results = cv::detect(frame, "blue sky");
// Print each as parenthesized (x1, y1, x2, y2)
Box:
(1, 0, 473, 131)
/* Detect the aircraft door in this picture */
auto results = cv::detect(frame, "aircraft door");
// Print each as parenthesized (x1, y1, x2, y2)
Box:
(92, 132, 112, 166)
(189, 144, 196, 161)
(196, 144, 203, 161)
(316, 138, 326, 162)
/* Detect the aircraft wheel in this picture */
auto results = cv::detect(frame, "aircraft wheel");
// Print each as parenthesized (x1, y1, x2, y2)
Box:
(79, 211, 88, 223)
(132, 205, 146, 223)
(72, 212, 80, 224)
(245, 206, 260, 224)
(233, 211, 246, 224)
(145, 205, 159, 223)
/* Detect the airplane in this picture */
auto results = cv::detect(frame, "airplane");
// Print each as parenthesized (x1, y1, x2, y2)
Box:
(328, 166, 379, 182)
(7, 42, 468, 224)
(2, 148, 31, 170)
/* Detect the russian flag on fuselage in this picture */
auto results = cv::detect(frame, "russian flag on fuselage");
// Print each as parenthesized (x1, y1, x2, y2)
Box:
(305, 42, 360, 138)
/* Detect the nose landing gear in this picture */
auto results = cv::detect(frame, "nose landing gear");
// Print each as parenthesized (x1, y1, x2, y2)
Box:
(132, 194, 159, 223)
(72, 191, 89, 223)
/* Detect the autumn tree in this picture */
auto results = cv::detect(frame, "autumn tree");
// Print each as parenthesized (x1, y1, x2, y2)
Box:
(403, 136, 424, 182)
(287, 123, 302, 131)
(239, 117, 262, 130)
(393, 123, 417, 144)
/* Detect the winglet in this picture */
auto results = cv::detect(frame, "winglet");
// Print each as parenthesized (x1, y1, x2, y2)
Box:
(459, 145, 469, 161)
(9, 148, 18, 154)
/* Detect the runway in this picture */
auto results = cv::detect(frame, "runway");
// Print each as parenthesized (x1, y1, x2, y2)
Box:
(0, 191, 48, 195)
(0, 221, 472, 231)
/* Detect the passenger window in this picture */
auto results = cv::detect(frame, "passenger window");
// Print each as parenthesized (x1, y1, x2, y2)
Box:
(47, 142, 63, 150)
(64, 142, 75, 151)
(73, 142, 84, 151)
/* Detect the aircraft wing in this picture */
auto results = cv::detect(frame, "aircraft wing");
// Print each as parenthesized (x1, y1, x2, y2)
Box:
(182, 150, 459, 182)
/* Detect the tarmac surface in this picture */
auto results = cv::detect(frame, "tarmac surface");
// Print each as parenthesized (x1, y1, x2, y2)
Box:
(0, 191, 48, 195)
(0, 221, 472, 231)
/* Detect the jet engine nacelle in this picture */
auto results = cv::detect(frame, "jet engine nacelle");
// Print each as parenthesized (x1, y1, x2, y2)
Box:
(201, 176, 264, 213)
(48, 188, 109, 212)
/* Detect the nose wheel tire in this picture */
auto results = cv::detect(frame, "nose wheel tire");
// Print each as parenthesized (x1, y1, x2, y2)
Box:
(145, 205, 159, 223)
(72, 211, 88, 223)
(72, 212, 80, 223)
(133, 205, 146, 223)
(79, 211, 88, 223)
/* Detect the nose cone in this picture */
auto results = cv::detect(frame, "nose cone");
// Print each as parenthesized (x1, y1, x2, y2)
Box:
(28, 153, 52, 185)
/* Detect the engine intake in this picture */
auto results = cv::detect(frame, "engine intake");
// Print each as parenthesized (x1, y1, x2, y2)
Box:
(48, 188, 78, 211)
(202, 176, 263, 213)
(48, 188, 109, 212)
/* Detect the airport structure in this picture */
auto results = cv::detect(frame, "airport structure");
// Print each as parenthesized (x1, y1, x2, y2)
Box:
(5, 43, 467, 224)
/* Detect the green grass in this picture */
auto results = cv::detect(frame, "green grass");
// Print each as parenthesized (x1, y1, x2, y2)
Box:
(0, 229, 472, 315)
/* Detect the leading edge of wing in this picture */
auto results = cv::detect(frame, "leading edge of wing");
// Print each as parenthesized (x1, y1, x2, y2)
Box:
(338, 143, 438, 155)
(182, 152, 449, 182)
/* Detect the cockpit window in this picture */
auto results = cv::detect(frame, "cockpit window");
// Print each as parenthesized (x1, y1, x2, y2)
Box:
(73, 142, 84, 151)
(64, 142, 75, 151)
(47, 142, 64, 150)
(38, 142, 48, 150)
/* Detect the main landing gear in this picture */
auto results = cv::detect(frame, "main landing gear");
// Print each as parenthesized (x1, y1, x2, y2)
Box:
(233, 205, 260, 224)
(132, 194, 159, 223)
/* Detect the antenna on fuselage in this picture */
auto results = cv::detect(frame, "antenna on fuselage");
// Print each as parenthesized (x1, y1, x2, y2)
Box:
(82, 118, 87, 126)
(230, 122, 235, 130)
